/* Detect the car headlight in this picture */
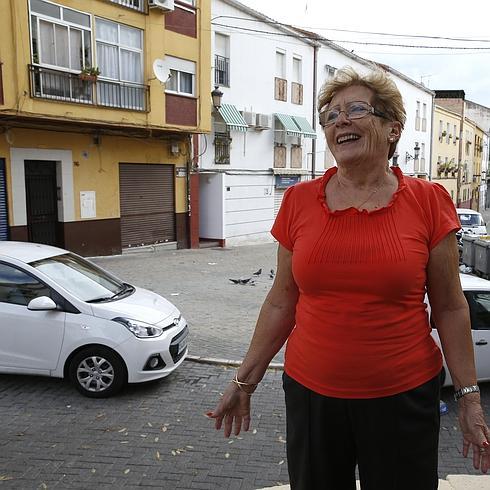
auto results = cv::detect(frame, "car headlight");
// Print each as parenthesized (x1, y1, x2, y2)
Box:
(112, 317, 163, 338)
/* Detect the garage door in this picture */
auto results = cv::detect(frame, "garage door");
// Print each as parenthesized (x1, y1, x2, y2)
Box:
(119, 163, 175, 248)
(0, 159, 8, 241)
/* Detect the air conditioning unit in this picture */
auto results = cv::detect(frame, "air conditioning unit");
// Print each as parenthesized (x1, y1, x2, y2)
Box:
(148, 0, 174, 11)
(241, 111, 256, 127)
(255, 113, 271, 129)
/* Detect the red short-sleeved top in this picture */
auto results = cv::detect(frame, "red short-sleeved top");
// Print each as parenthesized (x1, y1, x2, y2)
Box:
(271, 166, 460, 399)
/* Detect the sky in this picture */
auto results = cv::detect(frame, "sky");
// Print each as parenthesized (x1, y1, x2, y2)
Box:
(237, 0, 490, 108)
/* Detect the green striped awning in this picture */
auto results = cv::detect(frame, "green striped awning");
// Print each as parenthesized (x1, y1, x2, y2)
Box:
(274, 113, 302, 137)
(292, 116, 317, 139)
(217, 104, 248, 132)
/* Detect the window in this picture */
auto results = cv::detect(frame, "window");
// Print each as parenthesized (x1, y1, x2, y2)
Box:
(108, 0, 145, 12)
(29, 0, 93, 102)
(454, 124, 457, 145)
(275, 51, 287, 101)
(291, 56, 302, 105)
(30, 0, 91, 71)
(415, 101, 420, 130)
(439, 120, 443, 140)
(292, 56, 302, 84)
(165, 56, 196, 96)
(325, 64, 336, 80)
(214, 132, 231, 164)
(95, 18, 144, 109)
(420, 142, 425, 171)
(446, 122, 450, 144)
(276, 50, 286, 79)
(464, 291, 490, 330)
(422, 103, 427, 131)
(0, 263, 51, 306)
(214, 33, 229, 87)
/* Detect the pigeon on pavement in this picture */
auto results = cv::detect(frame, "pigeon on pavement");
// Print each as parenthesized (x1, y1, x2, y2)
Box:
(253, 268, 262, 276)
(229, 277, 253, 285)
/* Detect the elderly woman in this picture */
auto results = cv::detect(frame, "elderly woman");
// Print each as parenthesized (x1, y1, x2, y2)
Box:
(208, 67, 489, 489)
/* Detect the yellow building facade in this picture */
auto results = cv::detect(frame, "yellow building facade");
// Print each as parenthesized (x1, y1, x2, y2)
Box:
(0, 0, 210, 255)
(473, 124, 485, 209)
(431, 105, 460, 204)
(460, 118, 476, 208)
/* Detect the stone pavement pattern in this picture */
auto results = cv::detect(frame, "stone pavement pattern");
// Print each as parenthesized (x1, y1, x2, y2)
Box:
(0, 359, 488, 489)
(0, 244, 489, 488)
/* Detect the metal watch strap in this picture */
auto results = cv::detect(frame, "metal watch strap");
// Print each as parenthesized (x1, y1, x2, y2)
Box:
(454, 385, 480, 401)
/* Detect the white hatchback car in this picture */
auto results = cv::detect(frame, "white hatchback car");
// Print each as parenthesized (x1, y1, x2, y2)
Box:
(430, 273, 490, 386)
(0, 241, 188, 397)
(456, 208, 487, 236)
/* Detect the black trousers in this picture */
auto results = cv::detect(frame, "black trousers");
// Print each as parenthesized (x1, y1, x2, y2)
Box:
(283, 372, 440, 490)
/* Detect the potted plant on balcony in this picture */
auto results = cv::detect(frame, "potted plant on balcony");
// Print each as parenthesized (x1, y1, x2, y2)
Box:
(79, 66, 100, 82)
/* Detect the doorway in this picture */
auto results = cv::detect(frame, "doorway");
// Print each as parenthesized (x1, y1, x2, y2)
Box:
(24, 160, 59, 245)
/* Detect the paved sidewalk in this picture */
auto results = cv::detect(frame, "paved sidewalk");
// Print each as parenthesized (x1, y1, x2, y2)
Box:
(259, 476, 490, 489)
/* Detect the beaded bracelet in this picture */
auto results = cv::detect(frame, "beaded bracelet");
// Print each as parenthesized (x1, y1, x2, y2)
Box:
(232, 372, 258, 395)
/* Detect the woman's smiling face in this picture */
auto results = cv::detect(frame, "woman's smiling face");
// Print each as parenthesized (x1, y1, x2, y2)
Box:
(324, 85, 394, 166)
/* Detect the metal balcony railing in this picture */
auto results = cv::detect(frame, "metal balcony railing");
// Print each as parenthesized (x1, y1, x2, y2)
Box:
(106, 0, 146, 12)
(214, 133, 231, 164)
(214, 55, 230, 87)
(29, 65, 149, 112)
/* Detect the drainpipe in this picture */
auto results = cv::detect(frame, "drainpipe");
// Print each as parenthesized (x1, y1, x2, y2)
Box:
(428, 92, 434, 181)
(311, 44, 318, 179)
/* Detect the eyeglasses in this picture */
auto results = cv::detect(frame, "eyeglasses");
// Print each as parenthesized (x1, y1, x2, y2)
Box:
(319, 101, 389, 127)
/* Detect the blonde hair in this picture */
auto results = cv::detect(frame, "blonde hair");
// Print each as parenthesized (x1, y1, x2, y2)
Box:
(318, 66, 407, 129)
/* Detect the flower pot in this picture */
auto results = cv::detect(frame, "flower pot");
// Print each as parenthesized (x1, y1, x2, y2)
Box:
(79, 74, 97, 82)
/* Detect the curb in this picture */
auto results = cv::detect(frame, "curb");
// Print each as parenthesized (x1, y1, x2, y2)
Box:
(185, 354, 284, 370)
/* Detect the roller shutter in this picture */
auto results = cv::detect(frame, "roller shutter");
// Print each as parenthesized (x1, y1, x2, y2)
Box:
(0, 159, 8, 241)
(274, 188, 285, 218)
(119, 163, 175, 248)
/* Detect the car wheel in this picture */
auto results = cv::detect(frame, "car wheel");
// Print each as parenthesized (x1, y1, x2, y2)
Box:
(69, 346, 127, 398)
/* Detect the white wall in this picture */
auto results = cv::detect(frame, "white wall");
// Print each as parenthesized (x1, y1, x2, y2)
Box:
(199, 172, 224, 239)
(201, 0, 316, 244)
(224, 173, 275, 245)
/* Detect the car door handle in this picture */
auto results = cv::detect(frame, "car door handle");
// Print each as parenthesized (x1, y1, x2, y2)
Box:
(475, 340, 488, 345)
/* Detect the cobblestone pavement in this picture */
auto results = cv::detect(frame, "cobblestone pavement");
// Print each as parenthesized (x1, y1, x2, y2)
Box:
(0, 244, 489, 488)
(0, 362, 488, 489)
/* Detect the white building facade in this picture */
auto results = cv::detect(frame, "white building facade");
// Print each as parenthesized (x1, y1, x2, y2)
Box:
(199, 0, 435, 247)
(199, 0, 317, 246)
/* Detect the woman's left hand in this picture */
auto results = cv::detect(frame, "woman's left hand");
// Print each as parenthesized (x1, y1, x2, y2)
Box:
(458, 396, 490, 473)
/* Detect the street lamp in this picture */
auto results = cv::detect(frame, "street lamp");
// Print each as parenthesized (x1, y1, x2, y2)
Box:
(211, 85, 223, 110)
(405, 144, 420, 162)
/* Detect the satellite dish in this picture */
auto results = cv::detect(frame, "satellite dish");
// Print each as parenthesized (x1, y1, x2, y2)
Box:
(153, 58, 171, 83)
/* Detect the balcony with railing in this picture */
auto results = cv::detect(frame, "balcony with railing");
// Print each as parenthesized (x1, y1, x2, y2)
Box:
(214, 55, 230, 87)
(105, 0, 146, 12)
(214, 132, 231, 164)
(29, 65, 149, 112)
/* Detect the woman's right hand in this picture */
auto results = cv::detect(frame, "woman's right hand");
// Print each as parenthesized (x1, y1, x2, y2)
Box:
(207, 382, 252, 437)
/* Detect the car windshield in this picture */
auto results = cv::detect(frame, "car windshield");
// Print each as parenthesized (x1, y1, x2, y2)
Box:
(458, 213, 484, 227)
(30, 253, 124, 302)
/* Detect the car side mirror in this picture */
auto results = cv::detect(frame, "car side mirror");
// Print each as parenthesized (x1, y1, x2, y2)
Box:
(27, 296, 58, 311)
